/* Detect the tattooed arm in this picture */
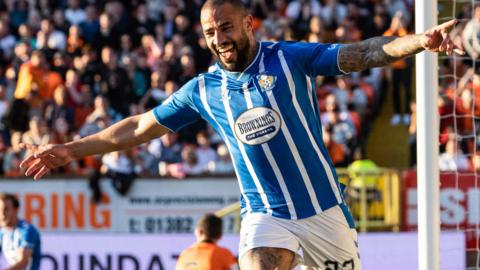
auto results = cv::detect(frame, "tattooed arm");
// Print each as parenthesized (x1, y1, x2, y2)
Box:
(338, 19, 464, 73)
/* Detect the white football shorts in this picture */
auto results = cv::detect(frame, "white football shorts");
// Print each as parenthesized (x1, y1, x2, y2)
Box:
(238, 204, 361, 269)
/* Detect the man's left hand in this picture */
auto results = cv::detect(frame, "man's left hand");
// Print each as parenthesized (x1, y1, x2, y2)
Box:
(420, 19, 465, 56)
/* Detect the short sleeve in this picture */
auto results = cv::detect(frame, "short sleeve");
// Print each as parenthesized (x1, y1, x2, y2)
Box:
(153, 78, 201, 132)
(280, 42, 346, 76)
(19, 226, 38, 249)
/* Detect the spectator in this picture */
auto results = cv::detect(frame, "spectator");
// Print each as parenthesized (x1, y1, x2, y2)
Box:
(320, 0, 348, 29)
(17, 24, 36, 49)
(9, 0, 29, 30)
(3, 132, 24, 177)
(89, 150, 138, 203)
(323, 125, 348, 167)
(439, 137, 471, 171)
(384, 12, 412, 126)
(131, 3, 156, 41)
(176, 213, 237, 270)
(196, 131, 217, 172)
(79, 95, 121, 138)
(65, 0, 86, 25)
(463, 4, 480, 62)
(147, 132, 182, 175)
(180, 144, 205, 176)
(36, 18, 67, 51)
(0, 20, 17, 61)
(53, 8, 71, 34)
(44, 85, 75, 131)
(208, 144, 234, 175)
(11, 41, 31, 72)
(139, 71, 168, 111)
(78, 5, 100, 44)
(22, 116, 50, 149)
(67, 25, 85, 55)
(98, 47, 133, 116)
(0, 193, 41, 270)
(93, 13, 120, 52)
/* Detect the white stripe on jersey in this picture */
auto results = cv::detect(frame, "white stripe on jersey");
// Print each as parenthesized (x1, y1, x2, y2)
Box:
(262, 58, 323, 214)
(220, 70, 272, 215)
(306, 75, 315, 114)
(242, 80, 297, 219)
(198, 75, 252, 213)
(278, 50, 342, 204)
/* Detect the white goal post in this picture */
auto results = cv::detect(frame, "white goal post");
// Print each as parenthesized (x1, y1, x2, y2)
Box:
(415, 0, 440, 270)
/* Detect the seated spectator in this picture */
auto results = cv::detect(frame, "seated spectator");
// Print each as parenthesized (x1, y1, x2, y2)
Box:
(147, 132, 182, 175)
(196, 131, 217, 172)
(139, 71, 168, 111)
(67, 25, 85, 55)
(21, 116, 50, 150)
(165, 144, 205, 179)
(65, 0, 87, 25)
(0, 20, 17, 61)
(180, 144, 205, 176)
(12, 41, 31, 71)
(44, 85, 75, 131)
(208, 144, 234, 175)
(89, 150, 138, 203)
(79, 5, 100, 44)
(36, 18, 67, 51)
(439, 137, 471, 171)
(3, 132, 25, 177)
(79, 95, 122, 138)
(322, 126, 347, 167)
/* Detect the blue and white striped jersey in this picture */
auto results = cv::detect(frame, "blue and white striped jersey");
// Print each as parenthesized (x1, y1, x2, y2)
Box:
(0, 220, 41, 270)
(154, 41, 346, 220)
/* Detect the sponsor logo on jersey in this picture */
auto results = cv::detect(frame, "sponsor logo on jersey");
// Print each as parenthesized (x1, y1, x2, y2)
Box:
(256, 74, 276, 92)
(234, 107, 281, 145)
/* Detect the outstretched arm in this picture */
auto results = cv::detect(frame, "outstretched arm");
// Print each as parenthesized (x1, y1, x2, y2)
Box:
(19, 110, 170, 180)
(338, 19, 464, 73)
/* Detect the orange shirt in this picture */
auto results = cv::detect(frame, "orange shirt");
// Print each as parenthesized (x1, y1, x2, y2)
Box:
(176, 242, 237, 270)
(14, 62, 45, 99)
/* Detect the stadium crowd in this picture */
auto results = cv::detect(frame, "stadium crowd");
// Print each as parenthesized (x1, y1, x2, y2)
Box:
(1, 0, 477, 185)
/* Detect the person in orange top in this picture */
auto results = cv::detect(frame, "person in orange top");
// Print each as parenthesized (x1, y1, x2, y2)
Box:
(176, 214, 238, 270)
(14, 50, 47, 100)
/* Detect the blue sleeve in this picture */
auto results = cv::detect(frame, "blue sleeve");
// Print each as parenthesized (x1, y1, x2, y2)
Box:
(152, 78, 201, 132)
(280, 42, 346, 76)
(19, 226, 38, 249)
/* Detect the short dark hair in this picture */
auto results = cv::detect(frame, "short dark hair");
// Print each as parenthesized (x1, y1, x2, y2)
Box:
(197, 213, 223, 241)
(201, 0, 248, 16)
(0, 193, 20, 209)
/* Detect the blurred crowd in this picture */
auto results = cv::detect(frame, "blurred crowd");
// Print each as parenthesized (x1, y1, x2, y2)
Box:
(422, 3, 480, 172)
(4, 0, 477, 187)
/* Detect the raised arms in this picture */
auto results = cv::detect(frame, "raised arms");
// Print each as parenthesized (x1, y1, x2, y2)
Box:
(338, 19, 464, 73)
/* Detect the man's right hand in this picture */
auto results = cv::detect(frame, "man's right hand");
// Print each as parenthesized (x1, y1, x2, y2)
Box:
(19, 144, 74, 180)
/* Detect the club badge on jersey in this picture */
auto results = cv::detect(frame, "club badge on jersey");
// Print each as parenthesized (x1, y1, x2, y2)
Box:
(256, 74, 276, 92)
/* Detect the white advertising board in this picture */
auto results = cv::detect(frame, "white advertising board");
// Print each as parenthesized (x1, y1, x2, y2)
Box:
(0, 178, 240, 233)
(0, 232, 464, 270)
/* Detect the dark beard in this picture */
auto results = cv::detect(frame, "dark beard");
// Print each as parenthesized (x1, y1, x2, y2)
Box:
(213, 33, 251, 72)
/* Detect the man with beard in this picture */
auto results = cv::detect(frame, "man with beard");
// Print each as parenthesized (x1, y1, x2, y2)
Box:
(19, 0, 463, 269)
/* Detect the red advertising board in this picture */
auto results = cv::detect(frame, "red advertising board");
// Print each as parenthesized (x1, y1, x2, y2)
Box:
(402, 170, 480, 249)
